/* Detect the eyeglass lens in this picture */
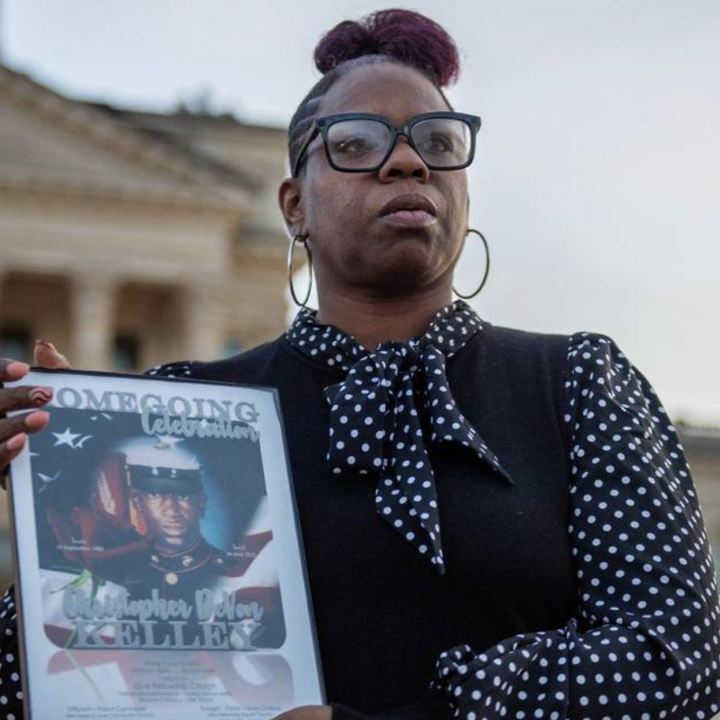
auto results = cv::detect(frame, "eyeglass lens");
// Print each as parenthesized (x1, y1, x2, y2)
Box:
(326, 118, 471, 170)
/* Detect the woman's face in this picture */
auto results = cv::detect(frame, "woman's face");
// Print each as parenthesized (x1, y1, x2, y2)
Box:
(280, 63, 470, 300)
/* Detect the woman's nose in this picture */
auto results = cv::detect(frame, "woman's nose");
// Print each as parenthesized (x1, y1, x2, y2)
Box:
(378, 136, 430, 181)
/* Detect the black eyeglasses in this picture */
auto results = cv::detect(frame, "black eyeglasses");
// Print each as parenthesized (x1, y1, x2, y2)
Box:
(291, 111, 482, 177)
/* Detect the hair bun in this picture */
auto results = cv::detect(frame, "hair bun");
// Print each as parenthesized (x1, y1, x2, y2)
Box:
(314, 9, 460, 88)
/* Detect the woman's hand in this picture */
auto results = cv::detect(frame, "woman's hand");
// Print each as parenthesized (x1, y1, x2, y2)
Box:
(0, 340, 71, 484)
(272, 705, 332, 720)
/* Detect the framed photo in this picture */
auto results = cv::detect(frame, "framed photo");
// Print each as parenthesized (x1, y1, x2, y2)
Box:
(6, 369, 325, 720)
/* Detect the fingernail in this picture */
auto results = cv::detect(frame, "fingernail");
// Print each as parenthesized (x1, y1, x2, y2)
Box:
(24, 411, 49, 429)
(7, 361, 30, 378)
(35, 339, 57, 350)
(29, 387, 53, 405)
(7, 433, 27, 452)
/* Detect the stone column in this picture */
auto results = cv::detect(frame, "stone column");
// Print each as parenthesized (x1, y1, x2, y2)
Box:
(69, 273, 117, 370)
(181, 282, 224, 362)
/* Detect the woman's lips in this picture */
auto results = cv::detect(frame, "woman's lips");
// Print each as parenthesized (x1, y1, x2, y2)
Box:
(379, 209, 437, 228)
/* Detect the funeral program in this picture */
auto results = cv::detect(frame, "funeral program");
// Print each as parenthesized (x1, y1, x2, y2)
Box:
(6, 369, 325, 720)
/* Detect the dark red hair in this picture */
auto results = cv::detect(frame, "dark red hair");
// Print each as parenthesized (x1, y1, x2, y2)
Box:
(314, 9, 460, 88)
(288, 8, 462, 175)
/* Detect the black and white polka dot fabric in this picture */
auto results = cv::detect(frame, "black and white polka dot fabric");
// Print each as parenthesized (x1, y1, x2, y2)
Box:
(0, 589, 23, 718)
(431, 331, 720, 719)
(0, 322, 717, 719)
(286, 300, 515, 574)
(145, 361, 195, 378)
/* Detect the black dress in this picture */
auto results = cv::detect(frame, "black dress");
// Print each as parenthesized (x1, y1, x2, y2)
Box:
(1, 320, 718, 720)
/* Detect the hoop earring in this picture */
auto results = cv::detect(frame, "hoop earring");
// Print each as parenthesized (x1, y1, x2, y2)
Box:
(453, 228, 490, 300)
(287, 234, 314, 308)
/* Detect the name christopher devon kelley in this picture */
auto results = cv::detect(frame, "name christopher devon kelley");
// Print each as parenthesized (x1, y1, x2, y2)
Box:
(63, 587, 265, 650)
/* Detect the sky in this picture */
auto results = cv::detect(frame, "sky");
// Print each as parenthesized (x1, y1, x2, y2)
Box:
(1, 0, 719, 423)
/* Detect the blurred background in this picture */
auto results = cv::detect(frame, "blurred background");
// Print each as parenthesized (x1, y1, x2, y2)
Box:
(0, 0, 718, 588)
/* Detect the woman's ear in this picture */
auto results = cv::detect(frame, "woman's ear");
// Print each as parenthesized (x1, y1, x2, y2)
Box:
(278, 178, 306, 237)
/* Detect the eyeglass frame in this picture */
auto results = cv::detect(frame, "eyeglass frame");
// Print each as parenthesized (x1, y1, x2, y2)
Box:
(291, 111, 482, 178)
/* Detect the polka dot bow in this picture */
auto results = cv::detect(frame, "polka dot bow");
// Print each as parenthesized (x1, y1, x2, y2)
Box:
(286, 300, 515, 574)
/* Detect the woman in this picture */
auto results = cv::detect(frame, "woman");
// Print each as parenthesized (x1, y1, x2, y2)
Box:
(1, 9, 719, 720)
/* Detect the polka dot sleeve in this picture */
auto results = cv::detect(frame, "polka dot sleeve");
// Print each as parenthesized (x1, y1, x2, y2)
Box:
(434, 331, 720, 719)
(0, 586, 24, 718)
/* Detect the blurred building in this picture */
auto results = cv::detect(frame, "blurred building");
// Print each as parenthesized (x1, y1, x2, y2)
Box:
(0, 62, 290, 372)
(676, 422, 720, 571)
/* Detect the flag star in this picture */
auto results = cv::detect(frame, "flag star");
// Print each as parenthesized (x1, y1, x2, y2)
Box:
(37, 472, 60, 484)
(154, 435, 183, 449)
(52, 428, 82, 448)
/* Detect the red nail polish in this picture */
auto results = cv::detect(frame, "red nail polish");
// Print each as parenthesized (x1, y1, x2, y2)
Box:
(24, 411, 49, 429)
(6, 361, 30, 378)
(29, 387, 53, 405)
(7, 433, 27, 452)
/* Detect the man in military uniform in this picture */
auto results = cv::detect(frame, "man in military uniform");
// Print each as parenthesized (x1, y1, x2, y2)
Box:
(121, 448, 285, 649)
(124, 461, 229, 601)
